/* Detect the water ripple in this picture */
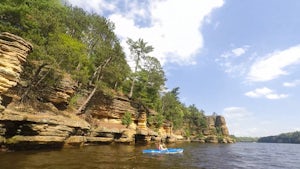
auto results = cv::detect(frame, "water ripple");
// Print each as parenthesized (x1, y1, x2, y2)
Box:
(1, 143, 300, 169)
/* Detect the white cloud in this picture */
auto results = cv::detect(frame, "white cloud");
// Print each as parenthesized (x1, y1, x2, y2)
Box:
(283, 79, 300, 87)
(67, 0, 118, 14)
(217, 45, 250, 77)
(220, 46, 249, 59)
(247, 45, 300, 82)
(232, 47, 246, 57)
(245, 87, 288, 99)
(222, 107, 260, 137)
(68, 0, 224, 65)
(223, 107, 252, 119)
(222, 107, 288, 137)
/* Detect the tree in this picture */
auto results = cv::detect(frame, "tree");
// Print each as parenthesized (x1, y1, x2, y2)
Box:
(0, 0, 131, 110)
(0, 0, 72, 102)
(64, 6, 89, 39)
(0, 1, 233, 140)
(47, 33, 90, 84)
(74, 14, 129, 114)
(133, 56, 165, 109)
(187, 104, 206, 128)
(161, 87, 185, 129)
(122, 112, 133, 128)
(258, 131, 300, 143)
(148, 113, 164, 129)
(126, 38, 154, 98)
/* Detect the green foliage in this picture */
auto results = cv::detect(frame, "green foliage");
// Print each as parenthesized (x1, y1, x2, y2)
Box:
(160, 87, 185, 129)
(258, 131, 300, 143)
(185, 129, 191, 138)
(0, 0, 130, 97)
(197, 133, 204, 139)
(138, 57, 165, 108)
(148, 113, 164, 128)
(0, 0, 224, 138)
(185, 104, 207, 129)
(47, 33, 91, 83)
(210, 128, 217, 135)
(69, 93, 82, 107)
(126, 38, 154, 98)
(233, 136, 258, 142)
(122, 112, 133, 127)
(216, 127, 222, 136)
(133, 69, 165, 109)
(0, 0, 65, 35)
(218, 135, 225, 142)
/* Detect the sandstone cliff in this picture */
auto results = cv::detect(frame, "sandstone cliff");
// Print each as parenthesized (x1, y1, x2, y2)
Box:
(202, 115, 234, 143)
(0, 32, 90, 150)
(0, 33, 234, 151)
(0, 32, 32, 111)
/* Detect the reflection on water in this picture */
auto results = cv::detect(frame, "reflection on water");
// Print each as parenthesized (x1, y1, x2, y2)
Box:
(1, 143, 300, 169)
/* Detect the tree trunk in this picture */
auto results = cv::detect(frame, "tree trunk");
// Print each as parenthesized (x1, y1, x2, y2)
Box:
(76, 86, 97, 115)
(114, 81, 118, 90)
(128, 55, 140, 98)
(20, 63, 48, 102)
(128, 78, 135, 98)
(76, 56, 113, 115)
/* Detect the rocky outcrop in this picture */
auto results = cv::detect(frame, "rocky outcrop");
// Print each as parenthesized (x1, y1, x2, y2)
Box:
(216, 116, 229, 136)
(0, 97, 234, 150)
(0, 32, 32, 111)
(0, 32, 234, 150)
(85, 94, 158, 145)
(0, 92, 159, 150)
(44, 73, 77, 110)
(87, 96, 235, 145)
(88, 95, 137, 121)
(0, 104, 90, 150)
(89, 122, 132, 144)
(202, 115, 234, 143)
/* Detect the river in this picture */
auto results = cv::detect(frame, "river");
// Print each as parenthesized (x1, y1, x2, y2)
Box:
(0, 142, 299, 169)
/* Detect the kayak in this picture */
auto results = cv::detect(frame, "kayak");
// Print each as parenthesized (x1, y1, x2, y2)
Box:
(142, 148, 184, 154)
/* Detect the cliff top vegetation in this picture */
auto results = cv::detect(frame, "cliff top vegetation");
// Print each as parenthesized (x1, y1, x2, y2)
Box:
(0, 0, 221, 136)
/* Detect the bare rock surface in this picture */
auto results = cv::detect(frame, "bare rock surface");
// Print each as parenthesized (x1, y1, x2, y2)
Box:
(0, 32, 32, 111)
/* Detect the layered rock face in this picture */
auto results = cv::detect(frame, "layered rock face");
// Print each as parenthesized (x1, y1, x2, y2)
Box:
(86, 94, 158, 144)
(0, 32, 32, 111)
(89, 95, 136, 120)
(0, 33, 234, 150)
(0, 33, 90, 150)
(216, 116, 229, 136)
(202, 115, 234, 143)
(44, 73, 77, 110)
(0, 107, 90, 150)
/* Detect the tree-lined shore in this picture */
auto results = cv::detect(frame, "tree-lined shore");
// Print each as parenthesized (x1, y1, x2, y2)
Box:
(0, 0, 234, 146)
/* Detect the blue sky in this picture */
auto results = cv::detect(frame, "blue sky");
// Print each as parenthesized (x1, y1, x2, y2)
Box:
(68, 0, 300, 137)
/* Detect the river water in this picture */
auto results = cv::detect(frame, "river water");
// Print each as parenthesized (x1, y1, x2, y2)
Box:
(0, 142, 299, 169)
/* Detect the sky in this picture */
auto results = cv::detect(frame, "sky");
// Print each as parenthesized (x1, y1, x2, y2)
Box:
(68, 0, 300, 137)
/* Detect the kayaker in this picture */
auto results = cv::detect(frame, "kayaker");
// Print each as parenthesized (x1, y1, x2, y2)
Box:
(157, 141, 167, 150)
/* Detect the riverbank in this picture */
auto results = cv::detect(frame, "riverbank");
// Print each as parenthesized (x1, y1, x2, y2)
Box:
(0, 32, 234, 151)
(0, 103, 234, 151)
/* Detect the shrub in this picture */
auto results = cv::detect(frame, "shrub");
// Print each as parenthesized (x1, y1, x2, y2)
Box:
(147, 113, 164, 128)
(122, 111, 132, 128)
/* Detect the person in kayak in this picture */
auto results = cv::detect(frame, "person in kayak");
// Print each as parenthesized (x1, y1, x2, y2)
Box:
(157, 141, 167, 150)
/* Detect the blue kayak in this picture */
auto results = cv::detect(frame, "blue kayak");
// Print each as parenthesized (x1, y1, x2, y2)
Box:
(142, 148, 184, 154)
